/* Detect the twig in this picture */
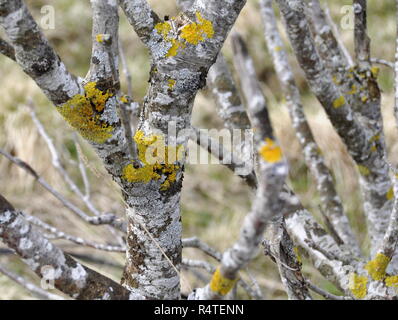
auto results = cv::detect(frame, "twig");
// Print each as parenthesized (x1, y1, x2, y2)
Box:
(305, 280, 351, 300)
(0, 264, 65, 300)
(192, 128, 257, 189)
(182, 237, 222, 261)
(0, 148, 126, 232)
(25, 214, 126, 253)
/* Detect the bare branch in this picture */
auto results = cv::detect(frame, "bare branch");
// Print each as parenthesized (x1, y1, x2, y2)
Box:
(182, 237, 222, 261)
(118, 0, 160, 46)
(87, 0, 120, 84)
(207, 54, 251, 131)
(307, 0, 349, 71)
(354, 0, 371, 67)
(0, 194, 132, 300)
(305, 280, 351, 300)
(0, 0, 80, 105)
(0, 148, 126, 232)
(25, 214, 126, 253)
(0, 37, 15, 61)
(192, 34, 288, 300)
(371, 58, 394, 69)
(263, 220, 312, 300)
(192, 127, 257, 189)
(0, 263, 65, 300)
(260, 0, 360, 256)
(323, 5, 354, 67)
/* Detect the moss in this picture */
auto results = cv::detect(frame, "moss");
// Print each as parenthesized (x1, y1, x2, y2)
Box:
(385, 275, 398, 287)
(332, 96, 345, 108)
(365, 253, 391, 281)
(154, 11, 214, 58)
(348, 273, 368, 299)
(209, 267, 238, 296)
(57, 81, 114, 144)
(122, 130, 184, 190)
(259, 138, 283, 163)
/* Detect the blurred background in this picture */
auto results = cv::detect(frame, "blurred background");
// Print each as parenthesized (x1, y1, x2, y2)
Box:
(0, 0, 397, 299)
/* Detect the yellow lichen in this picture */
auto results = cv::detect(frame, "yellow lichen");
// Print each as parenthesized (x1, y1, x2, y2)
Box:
(386, 187, 394, 201)
(155, 22, 171, 38)
(259, 138, 283, 163)
(155, 11, 214, 57)
(274, 46, 282, 52)
(181, 12, 214, 45)
(361, 95, 369, 103)
(120, 95, 129, 104)
(332, 96, 346, 108)
(96, 34, 104, 43)
(346, 84, 357, 95)
(166, 39, 183, 57)
(371, 66, 380, 78)
(370, 145, 377, 152)
(293, 247, 302, 264)
(209, 267, 238, 296)
(122, 130, 184, 190)
(357, 165, 370, 176)
(370, 134, 380, 142)
(168, 79, 176, 89)
(365, 253, 391, 281)
(349, 273, 368, 299)
(57, 82, 114, 144)
(385, 275, 398, 287)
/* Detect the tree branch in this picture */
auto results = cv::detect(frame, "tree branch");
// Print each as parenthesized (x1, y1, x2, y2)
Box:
(260, 0, 360, 256)
(0, 37, 15, 61)
(0, 194, 132, 300)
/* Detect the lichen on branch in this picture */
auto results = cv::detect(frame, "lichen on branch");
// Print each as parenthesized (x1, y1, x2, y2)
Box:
(122, 130, 184, 190)
(57, 82, 114, 144)
(154, 11, 214, 58)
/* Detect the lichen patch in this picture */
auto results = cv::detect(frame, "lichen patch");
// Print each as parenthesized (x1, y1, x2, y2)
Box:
(122, 130, 184, 190)
(57, 82, 114, 144)
(259, 138, 283, 163)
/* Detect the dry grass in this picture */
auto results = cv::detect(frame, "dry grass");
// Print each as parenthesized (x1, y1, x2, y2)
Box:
(1, 0, 398, 299)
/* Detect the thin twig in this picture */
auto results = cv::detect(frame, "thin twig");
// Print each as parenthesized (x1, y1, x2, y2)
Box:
(0, 264, 65, 300)
(25, 214, 126, 253)
(0, 148, 126, 232)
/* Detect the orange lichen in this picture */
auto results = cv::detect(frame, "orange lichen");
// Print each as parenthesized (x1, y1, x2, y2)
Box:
(122, 130, 184, 190)
(259, 138, 283, 163)
(209, 267, 238, 296)
(348, 273, 368, 299)
(365, 253, 391, 281)
(57, 82, 113, 144)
